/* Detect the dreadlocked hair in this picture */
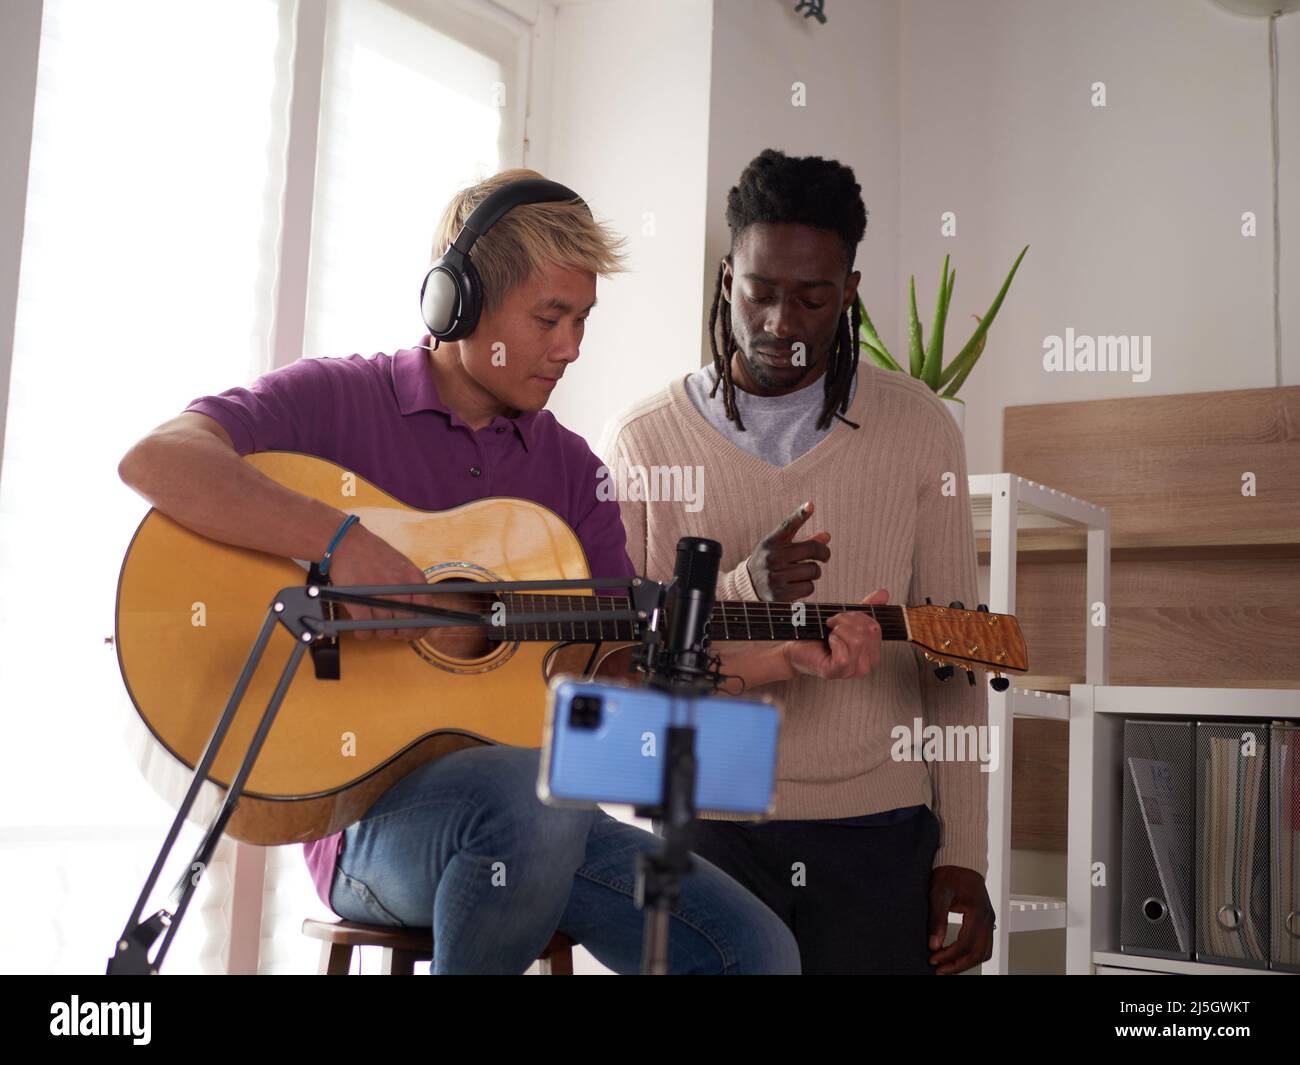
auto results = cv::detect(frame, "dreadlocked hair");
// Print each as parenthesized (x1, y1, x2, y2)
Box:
(708, 148, 868, 431)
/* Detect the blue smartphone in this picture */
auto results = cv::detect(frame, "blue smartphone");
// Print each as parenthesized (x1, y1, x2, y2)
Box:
(538, 676, 781, 815)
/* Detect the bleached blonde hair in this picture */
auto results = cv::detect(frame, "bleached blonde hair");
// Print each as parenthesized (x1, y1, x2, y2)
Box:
(431, 167, 628, 314)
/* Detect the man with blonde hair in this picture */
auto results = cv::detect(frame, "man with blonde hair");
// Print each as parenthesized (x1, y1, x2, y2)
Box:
(118, 168, 881, 974)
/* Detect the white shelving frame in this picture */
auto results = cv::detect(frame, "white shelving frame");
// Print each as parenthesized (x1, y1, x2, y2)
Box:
(1067, 684, 1300, 976)
(966, 473, 1110, 975)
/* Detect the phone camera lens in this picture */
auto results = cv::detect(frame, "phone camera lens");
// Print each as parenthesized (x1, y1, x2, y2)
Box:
(570, 695, 602, 729)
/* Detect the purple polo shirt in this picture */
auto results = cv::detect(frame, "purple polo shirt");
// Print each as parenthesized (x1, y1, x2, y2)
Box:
(183, 336, 635, 910)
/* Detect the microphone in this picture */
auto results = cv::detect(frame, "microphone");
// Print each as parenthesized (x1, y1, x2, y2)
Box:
(652, 537, 721, 691)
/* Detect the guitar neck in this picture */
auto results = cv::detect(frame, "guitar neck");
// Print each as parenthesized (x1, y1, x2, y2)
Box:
(488, 594, 908, 644)
(702, 601, 908, 642)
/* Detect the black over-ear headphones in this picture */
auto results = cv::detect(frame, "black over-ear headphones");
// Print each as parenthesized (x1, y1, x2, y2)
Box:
(419, 178, 588, 345)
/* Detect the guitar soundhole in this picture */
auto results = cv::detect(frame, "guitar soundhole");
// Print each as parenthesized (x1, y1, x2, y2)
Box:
(409, 564, 516, 674)
(415, 588, 497, 660)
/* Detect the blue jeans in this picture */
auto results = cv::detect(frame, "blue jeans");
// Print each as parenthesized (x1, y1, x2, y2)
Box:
(328, 744, 801, 974)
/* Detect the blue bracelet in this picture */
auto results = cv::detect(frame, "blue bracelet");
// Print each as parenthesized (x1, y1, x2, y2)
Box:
(319, 514, 360, 577)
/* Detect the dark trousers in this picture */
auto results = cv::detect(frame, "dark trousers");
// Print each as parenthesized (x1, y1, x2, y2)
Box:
(687, 806, 941, 974)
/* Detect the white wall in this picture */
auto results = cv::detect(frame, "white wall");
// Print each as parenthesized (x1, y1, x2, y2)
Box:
(540, 0, 714, 450)
(704, 0, 902, 374)
(900, 0, 1298, 475)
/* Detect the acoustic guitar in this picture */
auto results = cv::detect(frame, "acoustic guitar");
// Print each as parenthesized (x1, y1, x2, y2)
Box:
(114, 451, 1028, 847)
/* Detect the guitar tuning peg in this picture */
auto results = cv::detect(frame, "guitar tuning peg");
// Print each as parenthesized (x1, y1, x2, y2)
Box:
(949, 601, 965, 610)
(934, 664, 954, 682)
(966, 669, 976, 686)
(976, 603, 990, 612)
(989, 674, 1010, 692)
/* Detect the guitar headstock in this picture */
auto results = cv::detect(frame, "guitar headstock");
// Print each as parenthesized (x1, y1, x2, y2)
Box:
(903, 603, 1029, 680)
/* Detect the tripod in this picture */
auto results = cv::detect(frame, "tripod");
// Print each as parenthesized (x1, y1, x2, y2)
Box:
(107, 569, 654, 974)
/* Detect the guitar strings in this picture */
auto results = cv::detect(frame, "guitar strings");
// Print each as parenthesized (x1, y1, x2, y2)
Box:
(376, 591, 913, 638)
(390, 590, 910, 616)
(365, 592, 1011, 667)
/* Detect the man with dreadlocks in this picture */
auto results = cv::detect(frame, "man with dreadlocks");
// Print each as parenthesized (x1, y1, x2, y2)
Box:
(601, 148, 995, 974)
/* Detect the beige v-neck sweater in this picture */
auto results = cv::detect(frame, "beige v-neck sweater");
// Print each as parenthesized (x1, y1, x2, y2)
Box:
(601, 361, 989, 876)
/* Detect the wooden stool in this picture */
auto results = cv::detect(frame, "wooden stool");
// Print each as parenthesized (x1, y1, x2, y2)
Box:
(302, 918, 575, 975)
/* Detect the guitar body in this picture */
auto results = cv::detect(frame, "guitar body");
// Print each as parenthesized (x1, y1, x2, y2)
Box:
(116, 452, 617, 847)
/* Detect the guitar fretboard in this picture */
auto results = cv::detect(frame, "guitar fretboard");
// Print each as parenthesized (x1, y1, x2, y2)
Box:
(471, 593, 910, 644)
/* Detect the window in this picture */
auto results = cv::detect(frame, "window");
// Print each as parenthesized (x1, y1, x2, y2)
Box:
(0, 0, 292, 977)
(305, 0, 514, 358)
(0, 0, 529, 975)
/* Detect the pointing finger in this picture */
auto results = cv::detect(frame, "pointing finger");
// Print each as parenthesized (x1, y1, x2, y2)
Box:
(767, 501, 814, 544)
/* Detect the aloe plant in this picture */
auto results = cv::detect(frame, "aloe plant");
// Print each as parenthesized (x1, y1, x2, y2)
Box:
(855, 245, 1028, 399)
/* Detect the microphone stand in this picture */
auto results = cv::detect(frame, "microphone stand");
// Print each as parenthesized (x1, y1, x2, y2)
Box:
(107, 571, 653, 975)
(632, 679, 716, 976)
(629, 538, 725, 975)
